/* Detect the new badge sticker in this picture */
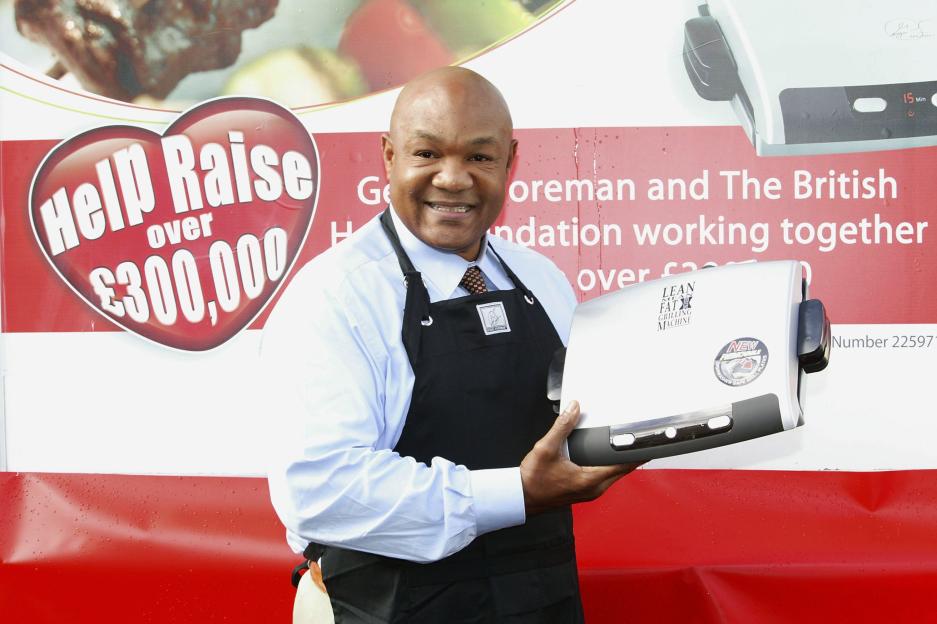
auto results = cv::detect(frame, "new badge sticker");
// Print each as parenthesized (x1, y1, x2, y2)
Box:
(714, 337, 769, 386)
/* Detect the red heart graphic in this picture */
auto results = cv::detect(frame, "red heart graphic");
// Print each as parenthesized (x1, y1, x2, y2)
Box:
(29, 97, 319, 351)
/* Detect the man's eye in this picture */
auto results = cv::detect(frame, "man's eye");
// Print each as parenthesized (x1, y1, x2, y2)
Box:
(415, 151, 435, 158)
(469, 154, 493, 162)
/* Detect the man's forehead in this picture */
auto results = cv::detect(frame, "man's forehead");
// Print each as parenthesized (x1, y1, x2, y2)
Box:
(390, 70, 513, 137)
(391, 100, 512, 145)
(403, 128, 506, 146)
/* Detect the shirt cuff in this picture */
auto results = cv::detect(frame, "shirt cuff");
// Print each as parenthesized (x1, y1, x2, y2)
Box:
(469, 467, 527, 536)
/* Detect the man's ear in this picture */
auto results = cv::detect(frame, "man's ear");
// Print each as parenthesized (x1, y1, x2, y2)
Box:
(507, 138, 518, 171)
(381, 134, 394, 178)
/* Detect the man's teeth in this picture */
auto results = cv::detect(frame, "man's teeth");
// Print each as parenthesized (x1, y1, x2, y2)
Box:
(429, 204, 470, 213)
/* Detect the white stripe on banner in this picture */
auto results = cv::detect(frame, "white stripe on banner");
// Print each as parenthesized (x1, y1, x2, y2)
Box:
(2, 330, 271, 476)
(2, 324, 936, 474)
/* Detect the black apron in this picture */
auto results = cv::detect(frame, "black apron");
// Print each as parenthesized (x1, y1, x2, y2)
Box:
(310, 210, 582, 623)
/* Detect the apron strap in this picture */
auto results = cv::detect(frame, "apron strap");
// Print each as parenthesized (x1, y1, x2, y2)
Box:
(379, 207, 540, 356)
(487, 244, 536, 303)
(381, 207, 534, 300)
(380, 208, 432, 361)
(291, 560, 308, 588)
(379, 208, 418, 275)
(293, 542, 327, 587)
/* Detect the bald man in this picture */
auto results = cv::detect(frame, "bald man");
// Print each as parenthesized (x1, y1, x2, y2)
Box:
(265, 67, 637, 623)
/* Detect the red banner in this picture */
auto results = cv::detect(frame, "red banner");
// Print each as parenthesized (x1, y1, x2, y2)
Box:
(5, 128, 937, 338)
(4, 470, 937, 623)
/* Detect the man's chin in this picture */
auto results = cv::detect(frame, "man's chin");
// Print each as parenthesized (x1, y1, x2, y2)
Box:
(423, 232, 482, 259)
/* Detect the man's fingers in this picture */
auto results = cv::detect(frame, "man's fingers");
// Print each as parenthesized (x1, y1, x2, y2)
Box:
(596, 472, 628, 496)
(537, 400, 581, 451)
(580, 463, 642, 499)
(582, 464, 631, 481)
(522, 407, 644, 515)
(582, 461, 641, 481)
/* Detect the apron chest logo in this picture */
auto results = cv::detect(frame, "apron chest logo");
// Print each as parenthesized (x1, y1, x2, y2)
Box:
(477, 302, 511, 335)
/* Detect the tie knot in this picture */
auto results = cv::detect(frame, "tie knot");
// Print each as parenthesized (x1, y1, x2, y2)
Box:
(459, 266, 488, 295)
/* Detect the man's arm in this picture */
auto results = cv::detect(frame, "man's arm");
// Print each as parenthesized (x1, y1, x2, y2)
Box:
(263, 267, 524, 563)
(264, 256, 638, 562)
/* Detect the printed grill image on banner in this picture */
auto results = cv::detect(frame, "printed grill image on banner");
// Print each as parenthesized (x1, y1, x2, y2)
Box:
(683, 0, 937, 155)
(2, 0, 564, 107)
(2, 1, 937, 623)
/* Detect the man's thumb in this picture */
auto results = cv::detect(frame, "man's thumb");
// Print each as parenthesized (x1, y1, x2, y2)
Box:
(541, 400, 581, 449)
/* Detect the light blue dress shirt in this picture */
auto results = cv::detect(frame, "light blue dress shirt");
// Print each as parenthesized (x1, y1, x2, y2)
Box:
(263, 207, 577, 562)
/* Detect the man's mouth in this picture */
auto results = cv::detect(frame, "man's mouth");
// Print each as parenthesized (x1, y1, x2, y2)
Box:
(426, 202, 473, 214)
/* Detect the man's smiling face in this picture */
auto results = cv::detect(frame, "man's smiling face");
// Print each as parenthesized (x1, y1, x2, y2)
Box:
(382, 68, 517, 260)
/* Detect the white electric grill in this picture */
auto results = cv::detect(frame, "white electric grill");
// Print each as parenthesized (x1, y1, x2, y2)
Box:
(684, 0, 937, 155)
(550, 261, 830, 465)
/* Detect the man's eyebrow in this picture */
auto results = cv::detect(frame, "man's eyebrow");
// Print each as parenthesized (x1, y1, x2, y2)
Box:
(469, 136, 499, 146)
(413, 131, 440, 142)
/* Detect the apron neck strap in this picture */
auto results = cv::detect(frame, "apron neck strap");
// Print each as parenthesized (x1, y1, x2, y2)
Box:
(380, 207, 535, 301)
(380, 208, 418, 275)
(380, 209, 432, 362)
(486, 244, 535, 300)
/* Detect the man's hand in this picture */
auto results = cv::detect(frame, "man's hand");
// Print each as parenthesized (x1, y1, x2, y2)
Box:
(520, 400, 641, 516)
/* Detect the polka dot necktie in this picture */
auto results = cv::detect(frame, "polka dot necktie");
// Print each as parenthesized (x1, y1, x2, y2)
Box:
(459, 266, 488, 295)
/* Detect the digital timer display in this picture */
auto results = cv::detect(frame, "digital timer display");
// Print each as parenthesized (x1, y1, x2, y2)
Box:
(781, 80, 937, 144)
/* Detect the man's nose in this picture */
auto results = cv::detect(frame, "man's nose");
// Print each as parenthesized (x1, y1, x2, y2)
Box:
(432, 158, 473, 192)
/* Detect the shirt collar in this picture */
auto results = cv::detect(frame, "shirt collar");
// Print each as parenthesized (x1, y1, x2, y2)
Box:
(389, 205, 511, 298)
